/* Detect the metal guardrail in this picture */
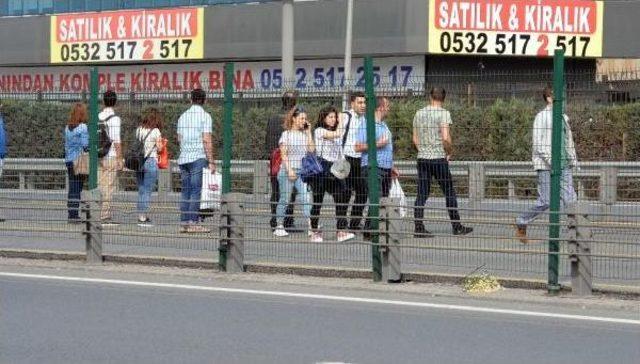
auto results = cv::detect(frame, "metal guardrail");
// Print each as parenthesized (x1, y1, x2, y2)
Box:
(3, 158, 640, 205)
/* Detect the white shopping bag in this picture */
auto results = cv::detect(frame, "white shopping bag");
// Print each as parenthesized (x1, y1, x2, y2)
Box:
(200, 168, 221, 210)
(389, 178, 407, 218)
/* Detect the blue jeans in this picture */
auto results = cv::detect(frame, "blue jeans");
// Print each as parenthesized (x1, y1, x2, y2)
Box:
(516, 169, 577, 227)
(136, 158, 158, 213)
(276, 167, 311, 225)
(179, 158, 208, 223)
(66, 162, 83, 219)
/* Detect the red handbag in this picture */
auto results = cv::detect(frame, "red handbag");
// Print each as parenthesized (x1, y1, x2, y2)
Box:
(269, 148, 282, 177)
(158, 138, 170, 170)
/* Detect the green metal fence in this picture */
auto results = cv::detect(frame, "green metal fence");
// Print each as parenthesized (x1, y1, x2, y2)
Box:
(0, 55, 639, 293)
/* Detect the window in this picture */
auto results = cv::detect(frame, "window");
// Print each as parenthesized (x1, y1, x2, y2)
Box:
(8, 0, 22, 15)
(69, 0, 85, 12)
(54, 0, 70, 13)
(24, 0, 38, 15)
(40, 0, 54, 14)
(0, 0, 8, 16)
(100, 0, 119, 11)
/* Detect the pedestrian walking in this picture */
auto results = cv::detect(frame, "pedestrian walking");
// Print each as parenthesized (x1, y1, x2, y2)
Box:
(98, 90, 122, 225)
(308, 105, 355, 243)
(515, 86, 578, 243)
(64, 103, 89, 224)
(266, 91, 299, 232)
(177, 88, 215, 233)
(273, 106, 314, 237)
(412, 87, 473, 237)
(342, 91, 368, 231)
(135, 108, 164, 227)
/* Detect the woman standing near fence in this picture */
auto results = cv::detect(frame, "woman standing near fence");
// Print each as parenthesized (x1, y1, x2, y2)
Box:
(64, 103, 89, 224)
(135, 108, 164, 227)
(309, 106, 355, 243)
(274, 106, 314, 237)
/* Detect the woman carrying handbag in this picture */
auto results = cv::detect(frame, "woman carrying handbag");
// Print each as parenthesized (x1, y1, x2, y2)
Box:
(308, 106, 355, 243)
(64, 103, 89, 224)
(135, 108, 164, 227)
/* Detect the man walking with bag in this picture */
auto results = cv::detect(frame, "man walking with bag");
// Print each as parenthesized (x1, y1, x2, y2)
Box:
(177, 88, 215, 233)
(412, 87, 473, 237)
(515, 86, 578, 243)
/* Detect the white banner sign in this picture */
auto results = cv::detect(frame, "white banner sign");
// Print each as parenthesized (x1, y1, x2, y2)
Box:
(0, 56, 424, 96)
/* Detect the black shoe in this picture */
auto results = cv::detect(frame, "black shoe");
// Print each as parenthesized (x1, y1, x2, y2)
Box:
(453, 225, 473, 236)
(101, 218, 120, 226)
(285, 227, 304, 233)
(414, 227, 434, 238)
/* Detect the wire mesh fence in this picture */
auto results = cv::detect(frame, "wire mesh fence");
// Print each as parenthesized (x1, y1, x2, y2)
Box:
(0, 62, 639, 290)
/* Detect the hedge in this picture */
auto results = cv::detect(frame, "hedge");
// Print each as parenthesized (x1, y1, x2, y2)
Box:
(2, 98, 639, 162)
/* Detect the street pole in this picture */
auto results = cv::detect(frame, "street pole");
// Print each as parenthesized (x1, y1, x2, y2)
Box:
(342, 0, 354, 110)
(282, 0, 295, 88)
(548, 49, 565, 294)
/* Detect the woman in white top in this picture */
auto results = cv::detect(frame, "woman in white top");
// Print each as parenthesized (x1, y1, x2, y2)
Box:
(274, 106, 314, 237)
(309, 106, 355, 243)
(135, 108, 164, 227)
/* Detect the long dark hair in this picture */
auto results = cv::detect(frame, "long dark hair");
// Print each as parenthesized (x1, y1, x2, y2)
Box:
(315, 105, 339, 132)
(141, 107, 163, 130)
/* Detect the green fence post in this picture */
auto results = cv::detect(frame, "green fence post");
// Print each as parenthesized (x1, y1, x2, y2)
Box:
(364, 57, 382, 282)
(219, 62, 235, 271)
(88, 67, 99, 190)
(548, 49, 565, 294)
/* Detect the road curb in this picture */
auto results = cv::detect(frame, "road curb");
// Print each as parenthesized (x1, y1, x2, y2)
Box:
(1, 248, 638, 297)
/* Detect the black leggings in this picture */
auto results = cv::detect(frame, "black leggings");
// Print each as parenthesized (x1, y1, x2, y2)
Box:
(309, 166, 349, 230)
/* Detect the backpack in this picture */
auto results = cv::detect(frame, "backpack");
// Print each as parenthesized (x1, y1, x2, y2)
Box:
(98, 114, 115, 158)
(124, 128, 153, 172)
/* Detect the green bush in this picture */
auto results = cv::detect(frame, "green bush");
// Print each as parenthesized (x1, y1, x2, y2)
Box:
(2, 99, 639, 162)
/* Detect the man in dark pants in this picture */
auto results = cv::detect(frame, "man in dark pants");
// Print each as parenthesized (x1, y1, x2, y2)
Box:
(265, 91, 299, 232)
(342, 91, 368, 231)
(412, 87, 473, 237)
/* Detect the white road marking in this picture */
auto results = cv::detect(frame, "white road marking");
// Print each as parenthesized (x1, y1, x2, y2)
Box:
(1, 271, 639, 326)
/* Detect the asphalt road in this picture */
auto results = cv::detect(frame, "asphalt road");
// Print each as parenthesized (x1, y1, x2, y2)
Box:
(0, 263, 639, 364)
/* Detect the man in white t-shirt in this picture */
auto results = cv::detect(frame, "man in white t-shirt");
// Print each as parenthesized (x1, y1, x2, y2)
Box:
(98, 90, 122, 225)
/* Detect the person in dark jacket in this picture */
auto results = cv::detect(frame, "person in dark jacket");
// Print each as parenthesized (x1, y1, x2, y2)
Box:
(265, 91, 299, 232)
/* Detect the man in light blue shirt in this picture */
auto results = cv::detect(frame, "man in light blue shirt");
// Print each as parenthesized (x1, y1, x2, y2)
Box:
(177, 89, 215, 233)
(355, 96, 396, 240)
(355, 96, 394, 197)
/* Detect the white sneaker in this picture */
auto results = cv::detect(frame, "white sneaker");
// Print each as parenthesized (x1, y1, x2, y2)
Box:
(273, 225, 289, 237)
(337, 231, 355, 242)
(310, 232, 323, 243)
(308, 219, 313, 237)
